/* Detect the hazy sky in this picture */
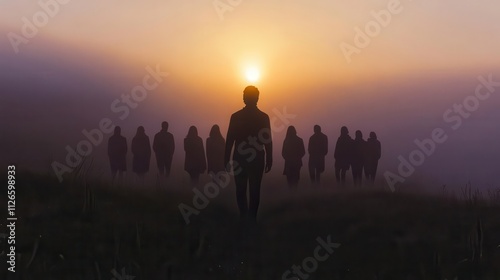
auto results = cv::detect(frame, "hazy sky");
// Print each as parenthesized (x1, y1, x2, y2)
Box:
(1, 0, 500, 189)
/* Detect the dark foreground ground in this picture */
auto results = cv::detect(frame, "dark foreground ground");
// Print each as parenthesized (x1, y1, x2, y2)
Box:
(1, 172, 500, 280)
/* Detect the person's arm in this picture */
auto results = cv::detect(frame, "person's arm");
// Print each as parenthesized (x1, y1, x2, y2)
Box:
(169, 134, 175, 157)
(224, 115, 235, 171)
(323, 135, 328, 156)
(264, 115, 273, 173)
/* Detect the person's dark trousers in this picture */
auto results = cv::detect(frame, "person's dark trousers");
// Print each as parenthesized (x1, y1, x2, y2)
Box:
(365, 161, 378, 184)
(352, 164, 363, 186)
(156, 154, 171, 177)
(234, 162, 265, 221)
(308, 165, 320, 184)
(335, 164, 347, 185)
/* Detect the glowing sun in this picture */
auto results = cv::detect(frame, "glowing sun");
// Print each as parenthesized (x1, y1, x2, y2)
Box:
(245, 67, 260, 83)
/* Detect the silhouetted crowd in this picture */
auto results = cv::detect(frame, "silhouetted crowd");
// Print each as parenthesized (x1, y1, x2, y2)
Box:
(107, 85, 382, 222)
(107, 122, 381, 187)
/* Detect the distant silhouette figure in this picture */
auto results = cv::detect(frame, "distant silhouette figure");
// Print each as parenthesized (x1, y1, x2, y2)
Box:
(132, 126, 151, 180)
(351, 130, 367, 186)
(108, 126, 127, 181)
(224, 86, 273, 222)
(334, 126, 353, 185)
(365, 132, 381, 184)
(282, 126, 305, 188)
(206, 125, 226, 176)
(184, 126, 207, 184)
(308, 125, 328, 184)
(153, 121, 175, 178)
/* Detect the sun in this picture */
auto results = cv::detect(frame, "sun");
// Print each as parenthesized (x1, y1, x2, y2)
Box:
(245, 67, 260, 83)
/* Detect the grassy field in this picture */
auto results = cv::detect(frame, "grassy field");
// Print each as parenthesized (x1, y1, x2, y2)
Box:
(1, 171, 500, 280)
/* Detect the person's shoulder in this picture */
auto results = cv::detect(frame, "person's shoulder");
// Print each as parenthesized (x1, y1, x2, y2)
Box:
(230, 108, 244, 118)
(257, 107, 269, 116)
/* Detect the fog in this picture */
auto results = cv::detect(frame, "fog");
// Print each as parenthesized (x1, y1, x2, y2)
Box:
(1, 42, 499, 192)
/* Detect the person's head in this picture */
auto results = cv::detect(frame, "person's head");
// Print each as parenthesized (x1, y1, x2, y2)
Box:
(209, 124, 221, 138)
(243, 85, 259, 106)
(340, 126, 349, 136)
(114, 126, 121, 135)
(370, 132, 377, 139)
(355, 130, 363, 139)
(286, 126, 297, 138)
(187, 126, 198, 137)
(137, 126, 145, 135)
(161, 121, 169, 131)
(314, 125, 321, 134)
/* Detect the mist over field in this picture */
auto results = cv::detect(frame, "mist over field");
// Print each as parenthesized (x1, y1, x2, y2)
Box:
(1, 40, 499, 191)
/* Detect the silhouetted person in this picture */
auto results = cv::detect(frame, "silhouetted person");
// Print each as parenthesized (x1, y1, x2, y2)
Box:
(184, 126, 206, 184)
(224, 86, 273, 222)
(334, 126, 353, 185)
(206, 125, 226, 177)
(351, 130, 367, 186)
(282, 126, 305, 188)
(132, 126, 151, 181)
(108, 126, 127, 182)
(153, 121, 175, 178)
(308, 125, 328, 184)
(365, 132, 381, 184)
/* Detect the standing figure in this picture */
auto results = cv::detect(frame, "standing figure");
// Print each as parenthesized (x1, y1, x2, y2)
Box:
(108, 126, 127, 182)
(153, 121, 175, 178)
(334, 126, 353, 185)
(282, 126, 305, 188)
(206, 125, 226, 177)
(184, 126, 206, 184)
(365, 132, 381, 184)
(308, 125, 328, 184)
(351, 130, 366, 186)
(224, 86, 273, 222)
(132, 126, 151, 181)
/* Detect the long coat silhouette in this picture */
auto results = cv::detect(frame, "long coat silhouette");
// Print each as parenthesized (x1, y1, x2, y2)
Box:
(206, 125, 226, 174)
(184, 126, 207, 183)
(153, 121, 175, 177)
(282, 126, 305, 187)
(365, 132, 381, 183)
(351, 130, 367, 186)
(108, 126, 127, 177)
(334, 126, 353, 185)
(308, 125, 328, 184)
(132, 126, 151, 175)
(224, 86, 273, 221)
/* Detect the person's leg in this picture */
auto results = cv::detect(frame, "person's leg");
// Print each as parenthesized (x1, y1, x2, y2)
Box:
(309, 164, 316, 183)
(335, 165, 341, 184)
(234, 169, 249, 219)
(372, 162, 378, 183)
(157, 156, 165, 176)
(340, 168, 346, 185)
(248, 164, 264, 221)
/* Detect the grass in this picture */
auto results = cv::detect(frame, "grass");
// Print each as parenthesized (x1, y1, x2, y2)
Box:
(1, 171, 500, 280)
